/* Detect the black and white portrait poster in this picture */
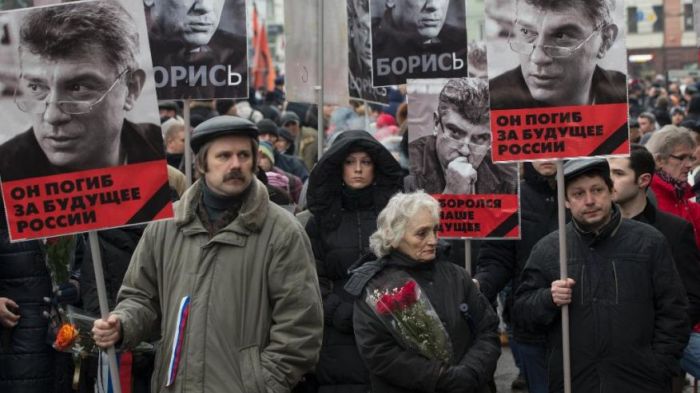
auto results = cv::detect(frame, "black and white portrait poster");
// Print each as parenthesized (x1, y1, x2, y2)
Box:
(486, 0, 629, 162)
(0, 0, 172, 241)
(347, 0, 389, 104)
(406, 78, 520, 239)
(369, 0, 468, 86)
(146, 0, 249, 100)
(285, 0, 349, 105)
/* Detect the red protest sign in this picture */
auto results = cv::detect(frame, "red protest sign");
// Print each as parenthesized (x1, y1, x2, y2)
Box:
(1, 161, 172, 241)
(434, 194, 519, 239)
(490, 103, 629, 162)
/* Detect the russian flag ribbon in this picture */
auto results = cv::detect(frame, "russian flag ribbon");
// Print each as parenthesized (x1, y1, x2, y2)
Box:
(165, 296, 191, 387)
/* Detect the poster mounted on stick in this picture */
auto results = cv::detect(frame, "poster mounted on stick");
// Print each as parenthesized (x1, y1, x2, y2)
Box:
(486, 0, 629, 162)
(347, 0, 389, 104)
(406, 78, 520, 239)
(0, 0, 172, 241)
(369, 0, 468, 86)
(145, 0, 249, 100)
(285, 0, 349, 105)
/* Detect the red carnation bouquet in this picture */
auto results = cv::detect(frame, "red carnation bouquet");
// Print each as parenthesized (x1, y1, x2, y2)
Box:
(366, 278, 452, 363)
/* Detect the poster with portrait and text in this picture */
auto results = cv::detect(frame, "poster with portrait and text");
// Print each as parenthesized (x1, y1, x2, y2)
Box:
(0, 0, 172, 241)
(347, 0, 389, 104)
(369, 0, 468, 86)
(406, 78, 520, 239)
(146, 0, 249, 99)
(486, 0, 629, 162)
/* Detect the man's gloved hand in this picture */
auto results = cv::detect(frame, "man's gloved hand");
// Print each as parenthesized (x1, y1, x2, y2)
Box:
(443, 157, 478, 195)
(435, 365, 477, 393)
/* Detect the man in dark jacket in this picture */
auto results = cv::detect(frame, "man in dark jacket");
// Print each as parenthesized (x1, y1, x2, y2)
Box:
(475, 161, 562, 393)
(608, 145, 700, 386)
(514, 158, 689, 393)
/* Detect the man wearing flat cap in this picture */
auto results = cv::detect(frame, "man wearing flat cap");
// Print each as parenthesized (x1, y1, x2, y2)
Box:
(280, 111, 318, 171)
(514, 158, 689, 393)
(93, 116, 323, 392)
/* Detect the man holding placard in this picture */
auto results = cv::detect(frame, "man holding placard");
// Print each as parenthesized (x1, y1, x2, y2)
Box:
(92, 116, 323, 392)
(514, 158, 689, 393)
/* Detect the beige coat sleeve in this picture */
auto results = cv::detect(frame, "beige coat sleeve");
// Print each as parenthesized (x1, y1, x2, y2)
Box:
(260, 220, 323, 393)
(112, 224, 163, 348)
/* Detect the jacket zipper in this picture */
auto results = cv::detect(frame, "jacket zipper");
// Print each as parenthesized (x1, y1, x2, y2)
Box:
(580, 265, 586, 305)
(356, 212, 363, 252)
(612, 260, 619, 304)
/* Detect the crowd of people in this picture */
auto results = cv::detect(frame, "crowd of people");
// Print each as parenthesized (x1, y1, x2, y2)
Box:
(2, 75, 700, 392)
(3, 0, 700, 392)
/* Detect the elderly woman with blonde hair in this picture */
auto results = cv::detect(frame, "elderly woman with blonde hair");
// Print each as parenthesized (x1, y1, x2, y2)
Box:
(345, 191, 500, 393)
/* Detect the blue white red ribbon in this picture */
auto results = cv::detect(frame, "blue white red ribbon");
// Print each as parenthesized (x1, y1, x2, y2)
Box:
(165, 296, 191, 387)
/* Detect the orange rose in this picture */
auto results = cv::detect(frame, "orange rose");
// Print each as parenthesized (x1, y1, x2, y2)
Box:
(54, 323, 79, 351)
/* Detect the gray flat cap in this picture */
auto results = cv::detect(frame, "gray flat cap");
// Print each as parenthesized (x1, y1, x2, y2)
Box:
(563, 158, 610, 183)
(191, 115, 258, 153)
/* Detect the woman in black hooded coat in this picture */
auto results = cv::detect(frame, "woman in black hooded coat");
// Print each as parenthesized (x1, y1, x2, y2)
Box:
(304, 130, 403, 393)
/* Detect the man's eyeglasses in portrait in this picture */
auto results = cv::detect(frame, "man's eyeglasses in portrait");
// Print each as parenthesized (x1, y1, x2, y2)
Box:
(14, 69, 129, 115)
(508, 22, 604, 59)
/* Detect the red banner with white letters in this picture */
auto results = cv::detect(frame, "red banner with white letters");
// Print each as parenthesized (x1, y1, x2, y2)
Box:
(434, 194, 519, 239)
(491, 103, 629, 162)
(1, 161, 173, 241)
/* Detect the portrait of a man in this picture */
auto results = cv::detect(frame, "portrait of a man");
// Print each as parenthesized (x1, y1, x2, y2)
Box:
(489, 0, 627, 109)
(0, 0, 164, 182)
(347, 0, 388, 103)
(145, 0, 248, 99)
(407, 78, 518, 195)
(371, 0, 467, 86)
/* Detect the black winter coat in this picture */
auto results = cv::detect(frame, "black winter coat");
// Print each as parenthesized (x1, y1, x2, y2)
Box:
(514, 208, 690, 393)
(633, 200, 700, 326)
(348, 252, 500, 393)
(0, 202, 68, 393)
(305, 130, 403, 393)
(475, 163, 564, 344)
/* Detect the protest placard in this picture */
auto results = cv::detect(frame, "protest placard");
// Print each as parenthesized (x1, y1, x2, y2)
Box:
(406, 78, 520, 239)
(347, 0, 389, 104)
(0, 0, 172, 241)
(486, 0, 629, 162)
(370, 0, 468, 86)
(146, 0, 249, 100)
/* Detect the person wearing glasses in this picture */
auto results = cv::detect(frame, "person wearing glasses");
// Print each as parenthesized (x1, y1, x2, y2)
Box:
(406, 78, 517, 195)
(144, 0, 247, 99)
(0, 1, 164, 182)
(646, 126, 700, 249)
(489, 0, 627, 109)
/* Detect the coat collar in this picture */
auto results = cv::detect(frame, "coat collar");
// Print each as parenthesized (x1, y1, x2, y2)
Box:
(175, 177, 269, 237)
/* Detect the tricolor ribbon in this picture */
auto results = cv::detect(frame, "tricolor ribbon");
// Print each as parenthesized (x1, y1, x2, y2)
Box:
(166, 296, 191, 387)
